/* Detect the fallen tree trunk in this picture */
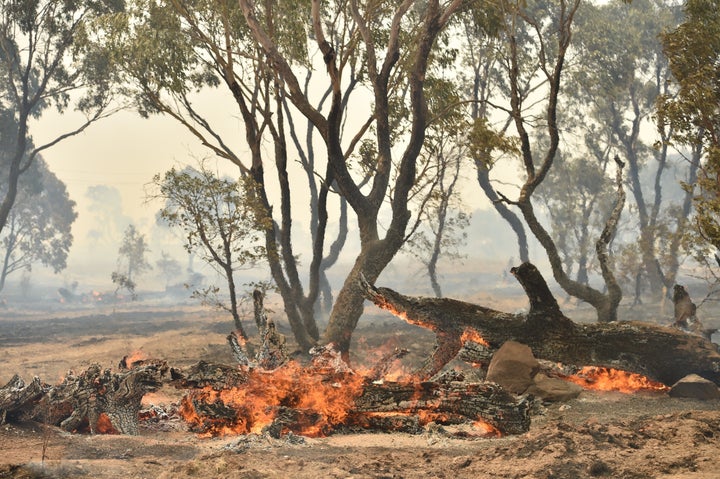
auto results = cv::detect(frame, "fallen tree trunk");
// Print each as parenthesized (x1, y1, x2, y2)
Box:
(361, 262, 720, 386)
(0, 361, 167, 435)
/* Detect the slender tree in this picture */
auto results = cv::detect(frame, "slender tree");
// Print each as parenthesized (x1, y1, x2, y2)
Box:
(238, 0, 465, 353)
(658, 0, 720, 254)
(112, 225, 152, 299)
(571, 0, 686, 297)
(151, 164, 270, 336)
(485, 0, 626, 322)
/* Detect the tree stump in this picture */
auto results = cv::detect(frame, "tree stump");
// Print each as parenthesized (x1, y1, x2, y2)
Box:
(0, 361, 168, 435)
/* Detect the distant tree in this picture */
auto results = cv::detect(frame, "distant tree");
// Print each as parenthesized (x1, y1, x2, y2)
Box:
(570, 0, 686, 297)
(406, 127, 471, 298)
(85, 185, 131, 248)
(155, 251, 182, 289)
(536, 152, 615, 287)
(0, 0, 121, 233)
(0, 158, 77, 292)
(477, 0, 627, 322)
(458, 3, 530, 263)
(112, 225, 151, 299)
(150, 164, 270, 338)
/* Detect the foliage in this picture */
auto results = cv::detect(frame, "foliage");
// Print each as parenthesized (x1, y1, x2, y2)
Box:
(658, 0, 720, 252)
(559, 0, 691, 298)
(0, 0, 122, 233)
(536, 152, 615, 285)
(0, 158, 77, 291)
(152, 164, 269, 271)
(151, 162, 270, 335)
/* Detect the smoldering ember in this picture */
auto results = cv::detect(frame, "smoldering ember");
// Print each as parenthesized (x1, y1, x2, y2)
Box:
(1, 263, 720, 478)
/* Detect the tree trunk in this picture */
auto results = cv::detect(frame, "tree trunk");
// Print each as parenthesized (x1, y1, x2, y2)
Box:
(361, 262, 720, 386)
(475, 165, 530, 263)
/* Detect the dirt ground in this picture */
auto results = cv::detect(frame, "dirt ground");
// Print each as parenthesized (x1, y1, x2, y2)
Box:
(1, 298, 720, 479)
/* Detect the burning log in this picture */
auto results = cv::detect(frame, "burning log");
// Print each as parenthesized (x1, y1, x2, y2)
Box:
(171, 349, 531, 438)
(361, 262, 720, 386)
(0, 361, 168, 435)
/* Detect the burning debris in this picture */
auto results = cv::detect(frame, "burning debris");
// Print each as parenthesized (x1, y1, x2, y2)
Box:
(3, 262, 720, 443)
(565, 366, 670, 394)
(170, 346, 530, 438)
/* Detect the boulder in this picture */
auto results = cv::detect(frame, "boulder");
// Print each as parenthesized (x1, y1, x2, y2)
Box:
(526, 373, 583, 402)
(669, 374, 720, 400)
(486, 341, 539, 394)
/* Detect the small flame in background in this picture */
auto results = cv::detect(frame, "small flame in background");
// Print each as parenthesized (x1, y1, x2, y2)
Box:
(120, 350, 149, 369)
(565, 366, 670, 393)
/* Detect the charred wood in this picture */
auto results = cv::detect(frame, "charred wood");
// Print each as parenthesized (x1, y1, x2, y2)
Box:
(0, 361, 167, 435)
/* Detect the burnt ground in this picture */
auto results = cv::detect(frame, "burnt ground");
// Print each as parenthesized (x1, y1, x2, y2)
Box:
(1, 298, 720, 479)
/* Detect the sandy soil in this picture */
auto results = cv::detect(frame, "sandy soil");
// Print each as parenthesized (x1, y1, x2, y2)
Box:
(1, 300, 720, 479)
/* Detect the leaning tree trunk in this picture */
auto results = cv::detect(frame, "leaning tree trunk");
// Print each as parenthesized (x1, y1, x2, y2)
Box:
(362, 262, 720, 386)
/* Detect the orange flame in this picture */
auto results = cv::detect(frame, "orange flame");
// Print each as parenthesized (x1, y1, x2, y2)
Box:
(121, 350, 149, 369)
(178, 361, 504, 438)
(179, 362, 366, 438)
(95, 413, 120, 434)
(460, 329, 490, 347)
(565, 366, 669, 393)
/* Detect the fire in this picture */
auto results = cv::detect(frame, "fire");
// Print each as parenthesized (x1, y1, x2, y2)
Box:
(179, 362, 366, 438)
(95, 413, 120, 434)
(120, 350, 149, 369)
(461, 329, 490, 347)
(178, 359, 504, 438)
(565, 366, 669, 393)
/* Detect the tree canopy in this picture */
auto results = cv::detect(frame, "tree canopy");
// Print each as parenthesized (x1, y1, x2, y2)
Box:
(658, 0, 720, 253)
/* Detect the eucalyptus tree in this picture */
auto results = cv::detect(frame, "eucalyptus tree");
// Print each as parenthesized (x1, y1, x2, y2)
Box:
(238, 0, 465, 352)
(90, 0, 355, 350)
(535, 149, 615, 287)
(152, 165, 270, 336)
(405, 121, 471, 298)
(0, 0, 122, 233)
(570, 0, 688, 298)
(658, 0, 720, 259)
(458, 2, 529, 263)
(469, 0, 627, 322)
(112, 224, 152, 298)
